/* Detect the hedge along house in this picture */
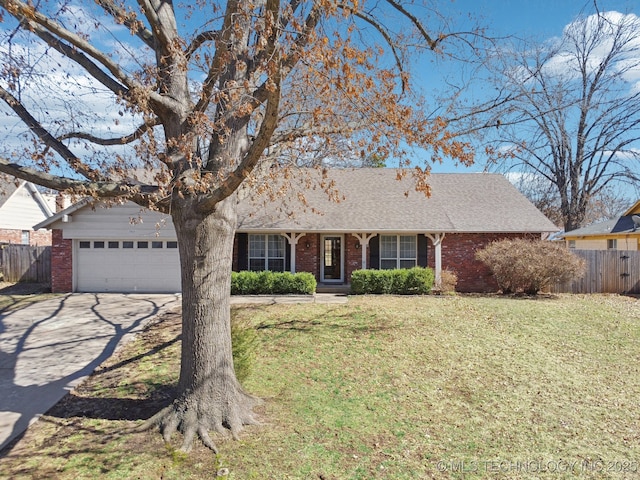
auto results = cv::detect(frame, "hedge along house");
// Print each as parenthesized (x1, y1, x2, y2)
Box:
(36, 169, 557, 294)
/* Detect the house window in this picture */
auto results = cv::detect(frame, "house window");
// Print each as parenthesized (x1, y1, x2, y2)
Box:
(108, 241, 119, 249)
(123, 241, 134, 249)
(138, 241, 149, 249)
(152, 241, 163, 249)
(79, 241, 91, 248)
(248, 234, 286, 272)
(607, 239, 617, 250)
(94, 241, 105, 248)
(167, 241, 178, 249)
(379, 235, 417, 269)
(21, 230, 29, 245)
(568, 240, 576, 249)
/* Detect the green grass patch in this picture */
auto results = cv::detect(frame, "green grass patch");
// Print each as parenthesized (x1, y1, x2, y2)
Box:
(2, 295, 640, 479)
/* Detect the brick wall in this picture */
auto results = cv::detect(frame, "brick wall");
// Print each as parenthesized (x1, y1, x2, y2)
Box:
(296, 234, 319, 279)
(30, 229, 52, 246)
(430, 233, 537, 293)
(231, 231, 541, 292)
(345, 234, 362, 283)
(0, 228, 52, 246)
(51, 229, 72, 292)
(0, 229, 22, 245)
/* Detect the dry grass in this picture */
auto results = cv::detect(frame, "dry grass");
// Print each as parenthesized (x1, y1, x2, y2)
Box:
(1, 294, 639, 479)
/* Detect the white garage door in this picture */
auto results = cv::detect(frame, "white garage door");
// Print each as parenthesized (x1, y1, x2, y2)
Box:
(76, 239, 181, 293)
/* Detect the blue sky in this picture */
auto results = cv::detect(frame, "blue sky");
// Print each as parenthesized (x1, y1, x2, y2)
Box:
(424, 0, 640, 173)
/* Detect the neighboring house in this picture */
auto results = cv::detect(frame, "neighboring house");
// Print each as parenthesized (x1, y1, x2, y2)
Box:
(0, 177, 54, 245)
(36, 169, 557, 293)
(562, 200, 640, 251)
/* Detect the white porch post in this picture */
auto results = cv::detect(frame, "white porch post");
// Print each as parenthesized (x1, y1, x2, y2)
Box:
(282, 233, 305, 273)
(352, 233, 377, 269)
(426, 233, 445, 288)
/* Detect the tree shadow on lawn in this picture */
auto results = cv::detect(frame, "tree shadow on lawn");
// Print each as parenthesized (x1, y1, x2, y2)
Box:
(254, 307, 394, 334)
(43, 325, 183, 422)
(44, 383, 177, 422)
(0, 309, 181, 459)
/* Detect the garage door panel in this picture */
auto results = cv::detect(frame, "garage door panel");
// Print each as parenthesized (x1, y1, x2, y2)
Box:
(76, 240, 181, 293)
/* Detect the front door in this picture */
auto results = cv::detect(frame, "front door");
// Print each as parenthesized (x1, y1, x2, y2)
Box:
(321, 235, 344, 283)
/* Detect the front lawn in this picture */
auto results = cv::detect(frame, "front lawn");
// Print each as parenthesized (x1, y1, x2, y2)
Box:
(1, 294, 639, 479)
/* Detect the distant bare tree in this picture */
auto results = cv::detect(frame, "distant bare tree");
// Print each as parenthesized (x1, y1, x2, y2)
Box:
(513, 174, 632, 228)
(484, 9, 640, 232)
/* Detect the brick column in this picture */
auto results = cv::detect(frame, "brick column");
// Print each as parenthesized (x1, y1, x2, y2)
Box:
(51, 229, 73, 292)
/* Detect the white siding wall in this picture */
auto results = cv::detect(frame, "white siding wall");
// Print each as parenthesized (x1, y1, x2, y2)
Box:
(0, 184, 50, 230)
(57, 201, 177, 239)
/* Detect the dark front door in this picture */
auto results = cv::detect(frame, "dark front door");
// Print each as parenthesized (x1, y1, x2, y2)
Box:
(322, 236, 343, 282)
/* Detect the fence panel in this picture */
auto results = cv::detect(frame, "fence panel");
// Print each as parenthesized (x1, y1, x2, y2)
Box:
(552, 249, 640, 294)
(0, 244, 52, 283)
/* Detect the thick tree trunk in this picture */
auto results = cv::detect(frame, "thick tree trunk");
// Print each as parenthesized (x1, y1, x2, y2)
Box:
(140, 193, 260, 452)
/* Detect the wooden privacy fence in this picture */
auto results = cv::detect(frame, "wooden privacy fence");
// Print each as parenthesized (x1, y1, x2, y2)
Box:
(552, 249, 640, 294)
(0, 244, 51, 283)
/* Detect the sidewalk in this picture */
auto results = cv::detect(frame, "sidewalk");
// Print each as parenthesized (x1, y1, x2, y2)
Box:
(231, 293, 348, 304)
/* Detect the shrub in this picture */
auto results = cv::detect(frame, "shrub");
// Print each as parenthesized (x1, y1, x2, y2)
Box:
(350, 267, 434, 295)
(231, 271, 316, 295)
(432, 269, 458, 294)
(475, 239, 585, 294)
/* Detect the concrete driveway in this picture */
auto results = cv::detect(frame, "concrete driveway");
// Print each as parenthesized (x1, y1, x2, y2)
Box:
(0, 293, 180, 452)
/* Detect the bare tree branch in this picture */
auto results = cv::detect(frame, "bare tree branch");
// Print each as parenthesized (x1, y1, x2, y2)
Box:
(58, 119, 160, 146)
(95, 0, 154, 49)
(0, 85, 105, 181)
(0, 156, 160, 200)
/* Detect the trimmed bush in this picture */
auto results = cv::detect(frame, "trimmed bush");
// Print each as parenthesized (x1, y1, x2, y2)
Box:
(475, 238, 585, 294)
(350, 267, 434, 295)
(231, 271, 316, 295)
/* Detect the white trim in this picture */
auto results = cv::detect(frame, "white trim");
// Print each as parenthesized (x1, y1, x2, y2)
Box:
(352, 233, 376, 269)
(426, 233, 446, 288)
(282, 232, 305, 273)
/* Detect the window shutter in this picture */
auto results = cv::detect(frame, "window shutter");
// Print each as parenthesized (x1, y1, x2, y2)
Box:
(369, 236, 379, 269)
(237, 233, 248, 271)
(285, 239, 291, 272)
(418, 234, 428, 267)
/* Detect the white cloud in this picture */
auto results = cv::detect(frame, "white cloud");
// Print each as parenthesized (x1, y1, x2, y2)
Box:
(542, 11, 640, 92)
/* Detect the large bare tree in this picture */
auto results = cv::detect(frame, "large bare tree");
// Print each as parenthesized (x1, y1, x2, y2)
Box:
(0, 0, 479, 451)
(482, 8, 640, 232)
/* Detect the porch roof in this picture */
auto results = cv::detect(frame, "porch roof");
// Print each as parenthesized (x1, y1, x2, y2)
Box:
(237, 169, 557, 234)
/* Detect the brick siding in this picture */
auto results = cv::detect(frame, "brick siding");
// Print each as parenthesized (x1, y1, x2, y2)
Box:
(232, 231, 541, 292)
(431, 232, 538, 293)
(295, 234, 319, 279)
(51, 229, 72, 292)
(0, 228, 51, 246)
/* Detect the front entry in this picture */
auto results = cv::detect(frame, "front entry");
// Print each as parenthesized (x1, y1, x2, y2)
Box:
(321, 235, 344, 283)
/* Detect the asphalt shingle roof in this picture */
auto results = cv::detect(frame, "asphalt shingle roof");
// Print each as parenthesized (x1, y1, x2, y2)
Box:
(563, 215, 640, 237)
(237, 168, 557, 233)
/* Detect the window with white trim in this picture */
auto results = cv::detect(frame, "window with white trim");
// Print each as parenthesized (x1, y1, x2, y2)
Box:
(248, 234, 286, 272)
(379, 235, 417, 269)
(607, 239, 617, 250)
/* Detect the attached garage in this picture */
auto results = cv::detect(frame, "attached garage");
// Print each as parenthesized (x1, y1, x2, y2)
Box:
(75, 238, 181, 293)
(37, 200, 181, 293)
